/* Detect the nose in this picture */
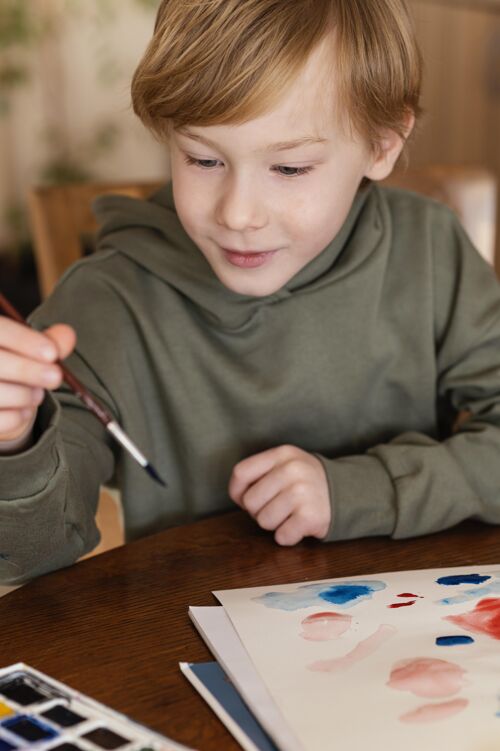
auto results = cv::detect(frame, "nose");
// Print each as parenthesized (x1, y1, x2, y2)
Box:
(215, 173, 268, 231)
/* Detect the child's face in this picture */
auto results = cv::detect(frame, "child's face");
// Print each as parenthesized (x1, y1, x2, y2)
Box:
(169, 41, 390, 297)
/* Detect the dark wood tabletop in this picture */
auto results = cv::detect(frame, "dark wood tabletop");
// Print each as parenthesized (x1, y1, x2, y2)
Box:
(0, 511, 499, 750)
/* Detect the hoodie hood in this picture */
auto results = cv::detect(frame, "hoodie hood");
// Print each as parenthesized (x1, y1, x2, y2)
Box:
(93, 180, 384, 330)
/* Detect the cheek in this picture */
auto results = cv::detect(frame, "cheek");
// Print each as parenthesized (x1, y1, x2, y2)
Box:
(172, 173, 209, 232)
(290, 197, 342, 246)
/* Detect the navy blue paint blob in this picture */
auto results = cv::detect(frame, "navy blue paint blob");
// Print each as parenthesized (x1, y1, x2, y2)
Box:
(319, 584, 373, 605)
(436, 635, 475, 646)
(436, 574, 491, 586)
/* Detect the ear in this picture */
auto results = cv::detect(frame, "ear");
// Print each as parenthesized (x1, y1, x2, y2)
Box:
(364, 113, 415, 181)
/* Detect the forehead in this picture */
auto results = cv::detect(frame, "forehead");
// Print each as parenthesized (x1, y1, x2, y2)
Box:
(274, 36, 338, 134)
(177, 37, 343, 150)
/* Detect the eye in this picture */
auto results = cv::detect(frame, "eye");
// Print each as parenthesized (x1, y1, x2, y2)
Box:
(272, 165, 314, 178)
(184, 155, 222, 169)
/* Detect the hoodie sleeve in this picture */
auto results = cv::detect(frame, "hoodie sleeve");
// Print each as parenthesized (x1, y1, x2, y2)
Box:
(0, 268, 117, 585)
(319, 211, 500, 541)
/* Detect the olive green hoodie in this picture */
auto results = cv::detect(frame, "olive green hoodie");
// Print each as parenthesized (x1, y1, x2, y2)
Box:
(1, 181, 500, 584)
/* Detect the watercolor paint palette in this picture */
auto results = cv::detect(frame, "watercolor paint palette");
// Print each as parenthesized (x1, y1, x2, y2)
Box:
(0, 664, 189, 751)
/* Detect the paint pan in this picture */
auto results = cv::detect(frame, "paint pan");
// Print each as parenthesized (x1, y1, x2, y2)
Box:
(0, 664, 190, 751)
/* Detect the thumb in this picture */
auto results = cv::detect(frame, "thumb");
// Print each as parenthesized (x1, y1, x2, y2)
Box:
(43, 324, 77, 361)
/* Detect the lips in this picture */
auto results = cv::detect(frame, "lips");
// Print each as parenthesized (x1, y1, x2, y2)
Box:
(222, 248, 279, 269)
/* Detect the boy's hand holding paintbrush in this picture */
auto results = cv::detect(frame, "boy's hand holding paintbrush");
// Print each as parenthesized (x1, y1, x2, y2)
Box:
(0, 294, 165, 485)
(0, 313, 75, 445)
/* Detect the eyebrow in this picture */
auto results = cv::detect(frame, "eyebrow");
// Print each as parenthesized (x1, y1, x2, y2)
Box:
(177, 128, 328, 153)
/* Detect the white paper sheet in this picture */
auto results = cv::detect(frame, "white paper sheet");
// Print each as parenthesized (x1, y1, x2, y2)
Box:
(189, 606, 303, 751)
(215, 565, 500, 751)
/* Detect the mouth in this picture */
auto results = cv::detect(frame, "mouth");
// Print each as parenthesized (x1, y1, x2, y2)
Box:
(221, 248, 279, 269)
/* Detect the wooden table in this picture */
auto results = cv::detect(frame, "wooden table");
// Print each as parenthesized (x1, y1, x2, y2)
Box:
(0, 512, 499, 750)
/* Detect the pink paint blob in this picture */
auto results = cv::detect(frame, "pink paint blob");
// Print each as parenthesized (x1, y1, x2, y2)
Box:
(308, 624, 396, 672)
(400, 698, 469, 724)
(444, 597, 500, 640)
(388, 600, 416, 609)
(300, 611, 352, 641)
(387, 657, 466, 698)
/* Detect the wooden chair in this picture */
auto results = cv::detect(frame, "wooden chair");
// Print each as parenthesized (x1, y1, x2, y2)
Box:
(29, 181, 163, 298)
(26, 166, 498, 558)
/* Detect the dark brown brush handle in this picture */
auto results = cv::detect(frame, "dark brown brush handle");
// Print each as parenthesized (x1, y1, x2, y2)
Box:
(58, 363, 112, 426)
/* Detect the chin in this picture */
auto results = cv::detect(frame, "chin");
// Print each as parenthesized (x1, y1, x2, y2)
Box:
(219, 273, 284, 298)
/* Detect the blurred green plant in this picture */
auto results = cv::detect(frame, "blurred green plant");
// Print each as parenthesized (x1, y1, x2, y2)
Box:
(0, 1, 36, 47)
(0, 0, 39, 115)
(40, 122, 121, 184)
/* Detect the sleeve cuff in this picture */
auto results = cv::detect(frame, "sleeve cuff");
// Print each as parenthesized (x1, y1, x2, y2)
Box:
(0, 413, 36, 455)
(316, 453, 397, 541)
(0, 394, 62, 500)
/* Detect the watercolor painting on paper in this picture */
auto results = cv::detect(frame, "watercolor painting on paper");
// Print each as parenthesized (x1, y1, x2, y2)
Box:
(215, 565, 500, 751)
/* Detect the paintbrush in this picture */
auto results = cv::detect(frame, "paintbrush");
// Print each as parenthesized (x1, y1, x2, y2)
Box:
(0, 292, 166, 487)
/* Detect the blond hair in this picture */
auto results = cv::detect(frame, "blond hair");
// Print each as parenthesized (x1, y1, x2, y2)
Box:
(131, 0, 422, 153)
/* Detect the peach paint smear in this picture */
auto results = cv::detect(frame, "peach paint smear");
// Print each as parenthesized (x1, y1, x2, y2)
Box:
(387, 657, 469, 724)
(308, 623, 396, 672)
(444, 597, 500, 640)
(399, 698, 469, 724)
(300, 612, 352, 641)
(387, 657, 466, 698)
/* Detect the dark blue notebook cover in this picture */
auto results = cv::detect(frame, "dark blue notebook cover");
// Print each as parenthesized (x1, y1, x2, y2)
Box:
(184, 661, 279, 751)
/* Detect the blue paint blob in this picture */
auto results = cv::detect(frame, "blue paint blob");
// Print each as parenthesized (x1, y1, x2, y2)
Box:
(252, 580, 386, 611)
(319, 584, 373, 605)
(436, 573, 491, 586)
(436, 581, 500, 606)
(436, 635, 475, 647)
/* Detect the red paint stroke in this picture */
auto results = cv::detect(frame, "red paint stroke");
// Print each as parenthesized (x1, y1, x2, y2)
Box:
(308, 624, 396, 672)
(400, 698, 469, 724)
(300, 611, 352, 641)
(397, 592, 423, 598)
(388, 600, 417, 609)
(387, 657, 466, 698)
(444, 597, 500, 640)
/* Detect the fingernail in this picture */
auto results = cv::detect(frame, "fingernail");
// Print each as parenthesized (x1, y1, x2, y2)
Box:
(41, 368, 60, 386)
(39, 345, 56, 361)
(32, 388, 45, 404)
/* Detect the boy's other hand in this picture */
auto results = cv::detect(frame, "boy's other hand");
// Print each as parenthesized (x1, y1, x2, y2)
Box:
(228, 445, 331, 545)
(0, 319, 76, 443)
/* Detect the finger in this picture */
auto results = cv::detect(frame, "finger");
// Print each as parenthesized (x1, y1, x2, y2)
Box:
(274, 514, 309, 547)
(229, 445, 295, 504)
(0, 383, 45, 409)
(0, 350, 62, 389)
(44, 324, 77, 361)
(255, 491, 295, 531)
(0, 408, 35, 437)
(242, 463, 299, 515)
(0, 318, 59, 362)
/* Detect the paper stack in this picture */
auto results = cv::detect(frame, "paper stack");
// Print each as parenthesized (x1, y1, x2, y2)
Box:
(181, 565, 500, 751)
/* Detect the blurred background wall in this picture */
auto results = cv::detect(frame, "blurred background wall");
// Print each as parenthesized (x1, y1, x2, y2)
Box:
(0, 0, 165, 263)
(408, 0, 500, 268)
(0, 0, 499, 310)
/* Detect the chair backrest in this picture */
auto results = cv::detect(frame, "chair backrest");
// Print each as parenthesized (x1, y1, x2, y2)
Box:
(29, 166, 497, 298)
(29, 181, 162, 298)
(382, 165, 497, 266)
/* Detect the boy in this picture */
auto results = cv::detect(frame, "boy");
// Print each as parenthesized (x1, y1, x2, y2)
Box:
(1, 0, 500, 584)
